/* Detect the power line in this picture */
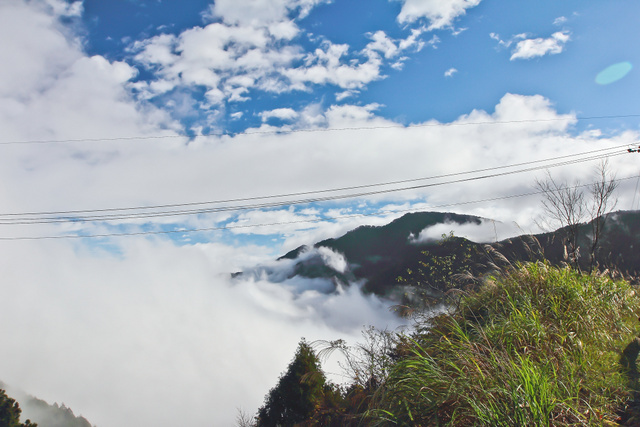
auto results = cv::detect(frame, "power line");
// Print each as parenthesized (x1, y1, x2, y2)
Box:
(0, 149, 626, 225)
(0, 144, 628, 222)
(1, 114, 639, 145)
(0, 160, 636, 240)
(1, 175, 636, 241)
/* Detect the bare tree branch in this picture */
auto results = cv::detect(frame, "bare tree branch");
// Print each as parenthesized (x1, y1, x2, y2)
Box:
(588, 160, 618, 271)
(535, 171, 586, 268)
(536, 160, 618, 272)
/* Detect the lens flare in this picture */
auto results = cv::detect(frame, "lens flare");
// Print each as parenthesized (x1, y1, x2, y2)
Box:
(595, 62, 633, 85)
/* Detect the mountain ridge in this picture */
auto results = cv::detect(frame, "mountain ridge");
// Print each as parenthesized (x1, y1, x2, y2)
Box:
(258, 210, 640, 298)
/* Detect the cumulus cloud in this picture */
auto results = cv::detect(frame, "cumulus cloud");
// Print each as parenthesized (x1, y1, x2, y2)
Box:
(281, 28, 430, 92)
(0, 1, 175, 145)
(131, 20, 401, 116)
(260, 107, 299, 122)
(397, 0, 482, 29)
(365, 28, 425, 60)
(366, 31, 401, 59)
(130, 1, 434, 119)
(207, 0, 329, 27)
(510, 31, 570, 60)
(132, 22, 303, 105)
(0, 3, 79, 101)
(283, 41, 385, 90)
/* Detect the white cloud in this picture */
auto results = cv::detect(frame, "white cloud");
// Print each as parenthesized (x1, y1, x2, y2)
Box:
(207, 0, 329, 27)
(489, 32, 511, 48)
(361, 29, 427, 71)
(365, 29, 427, 59)
(5, 25, 636, 246)
(0, 238, 403, 427)
(553, 16, 567, 26)
(123, 0, 437, 126)
(131, 22, 304, 109)
(133, 22, 301, 101)
(409, 219, 524, 244)
(323, 102, 384, 125)
(2, 5, 640, 426)
(366, 31, 400, 59)
(44, 0, 83, 17)
(427, 34, 441, 48)
(0, 2, 80, 100)
(399, 27, 426, 50)
(0, 1, 176, 146)
(260, 108, 300, 122)
(283, 41, 384, 90)
(391, 58, 409, 70)
(451, 27, 468, 36)
(335, 89, 359, 101)
(133, 8, 419, 112)
(510, 31, 570, 60)
(444, 67, 458, 77)
(317, 246, 348, 273)
(397, 0, 482, 29)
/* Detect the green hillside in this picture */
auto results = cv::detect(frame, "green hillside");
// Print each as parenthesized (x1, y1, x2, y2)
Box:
(278, 211, 487, 294)
(276, 210, 640, 297)
(253, 262, 640, 426)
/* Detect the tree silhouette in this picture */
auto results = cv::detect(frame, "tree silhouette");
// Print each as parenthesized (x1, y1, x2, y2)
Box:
(0, 389, 37, 427)
(536, 160, 618, 271)
(257, 339, 326, 426)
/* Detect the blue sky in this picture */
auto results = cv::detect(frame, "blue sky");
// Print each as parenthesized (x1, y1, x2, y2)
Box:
(78, 0, 639, 132)
(0, 1, 639, 426)
(64, 0, 640, 251)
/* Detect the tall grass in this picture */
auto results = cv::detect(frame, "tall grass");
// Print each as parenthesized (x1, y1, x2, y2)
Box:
(369, 262, 640, 425)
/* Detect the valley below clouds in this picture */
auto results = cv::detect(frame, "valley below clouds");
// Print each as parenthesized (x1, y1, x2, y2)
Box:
(0, 238, 403, 426)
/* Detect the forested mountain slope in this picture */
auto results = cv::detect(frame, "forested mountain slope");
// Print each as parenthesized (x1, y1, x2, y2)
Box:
(263, 210, 640, 297)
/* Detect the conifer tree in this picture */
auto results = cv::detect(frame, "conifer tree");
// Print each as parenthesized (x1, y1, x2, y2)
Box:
(0, 389, 37, 427)
(257, 339, 325, 426)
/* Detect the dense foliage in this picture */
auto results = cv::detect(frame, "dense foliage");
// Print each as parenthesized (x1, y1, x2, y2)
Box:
(251, 262, 640, 426)
(0, 389, 37, 427)
(256, 339, 343, 426)
(371, 263, 640, 425)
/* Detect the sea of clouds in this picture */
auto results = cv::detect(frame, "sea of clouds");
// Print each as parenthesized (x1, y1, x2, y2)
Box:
(1, 1, 638, 425)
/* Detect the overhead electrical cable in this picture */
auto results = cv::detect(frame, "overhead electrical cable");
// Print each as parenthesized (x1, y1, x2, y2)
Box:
(0, 144, 628, 223)
(0, 150, 626, 225)
(0, 153, 625, 232)
(0, 150, 628, 224)
(1, 114, 639, 145)
(0, 175, 636, 241)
